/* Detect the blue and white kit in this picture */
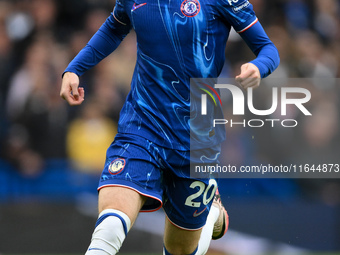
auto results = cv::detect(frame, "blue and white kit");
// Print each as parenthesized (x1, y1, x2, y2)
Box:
(65, 0, 280, 229)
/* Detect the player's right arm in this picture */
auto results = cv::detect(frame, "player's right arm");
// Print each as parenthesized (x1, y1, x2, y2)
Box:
(60, 1, 131, 105)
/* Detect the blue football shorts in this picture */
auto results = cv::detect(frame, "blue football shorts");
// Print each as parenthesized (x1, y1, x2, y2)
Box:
(98, 133, 220, 230)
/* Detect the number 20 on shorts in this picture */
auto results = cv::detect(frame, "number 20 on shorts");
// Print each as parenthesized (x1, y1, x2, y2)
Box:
(185, 179, 218, 208)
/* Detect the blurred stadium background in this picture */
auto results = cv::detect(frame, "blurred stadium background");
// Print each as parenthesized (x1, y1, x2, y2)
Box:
(0, 0, 340, 254)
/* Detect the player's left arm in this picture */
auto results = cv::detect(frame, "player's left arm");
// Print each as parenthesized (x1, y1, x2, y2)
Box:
(236, 20, 280, 89)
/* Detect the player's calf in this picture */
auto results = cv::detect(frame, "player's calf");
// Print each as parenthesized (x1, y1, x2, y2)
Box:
(85, 209, 131, 255)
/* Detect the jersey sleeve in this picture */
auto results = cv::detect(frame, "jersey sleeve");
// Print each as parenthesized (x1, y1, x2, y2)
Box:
(111, 0, 131, 29)
(217, 0, 280, 78)
(240, 21, 280, 78)
(217, 0, 258, 33)
(64, 0, 131, 77)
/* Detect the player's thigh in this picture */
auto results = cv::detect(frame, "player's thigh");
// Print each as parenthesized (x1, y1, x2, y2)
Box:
(98, 186, 147, 226)
(163, 175, 217, 230)
(162, 175, 217, 254)
(164, 217, 202, 255)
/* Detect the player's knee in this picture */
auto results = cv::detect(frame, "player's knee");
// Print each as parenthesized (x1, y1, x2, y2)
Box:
(163, 245, 198, 255)
(86, 209, 131, 255)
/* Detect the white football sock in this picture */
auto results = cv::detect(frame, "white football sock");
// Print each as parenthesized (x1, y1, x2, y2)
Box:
(85, 209, 131, 255)
(195, 205, 220, 255)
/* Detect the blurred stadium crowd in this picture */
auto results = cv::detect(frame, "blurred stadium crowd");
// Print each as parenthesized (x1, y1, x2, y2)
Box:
(0, 0, 339, 205)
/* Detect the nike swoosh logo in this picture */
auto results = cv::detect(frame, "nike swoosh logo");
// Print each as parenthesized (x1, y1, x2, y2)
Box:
(132, 2, 147, 11)
(193, 207, 207, 217)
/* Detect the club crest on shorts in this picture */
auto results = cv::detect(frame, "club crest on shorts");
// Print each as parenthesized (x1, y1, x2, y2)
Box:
(108, 158, 126, 175)
(181, 0, 200, 17)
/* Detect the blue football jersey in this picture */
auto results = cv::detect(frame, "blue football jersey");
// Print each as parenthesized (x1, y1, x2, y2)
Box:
(112, 0, 257, 150)
(65, 0, 279, 151)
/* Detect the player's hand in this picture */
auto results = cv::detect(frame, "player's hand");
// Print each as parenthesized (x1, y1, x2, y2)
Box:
(60, 72, 84, 106)
(235, 63, 261, 89)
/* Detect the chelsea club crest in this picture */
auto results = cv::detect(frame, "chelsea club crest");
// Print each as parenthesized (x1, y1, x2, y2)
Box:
(108, 158, 126, 175)
(181, 0, 200, 17)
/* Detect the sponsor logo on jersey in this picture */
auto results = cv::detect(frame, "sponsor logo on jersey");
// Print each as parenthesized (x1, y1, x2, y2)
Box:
(181, 0, 200, 17)
(108, 158, 126, 175)
(132, 2, 147, 11)
(227, 0, 239, 5)
(233, 1, 250, 12)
